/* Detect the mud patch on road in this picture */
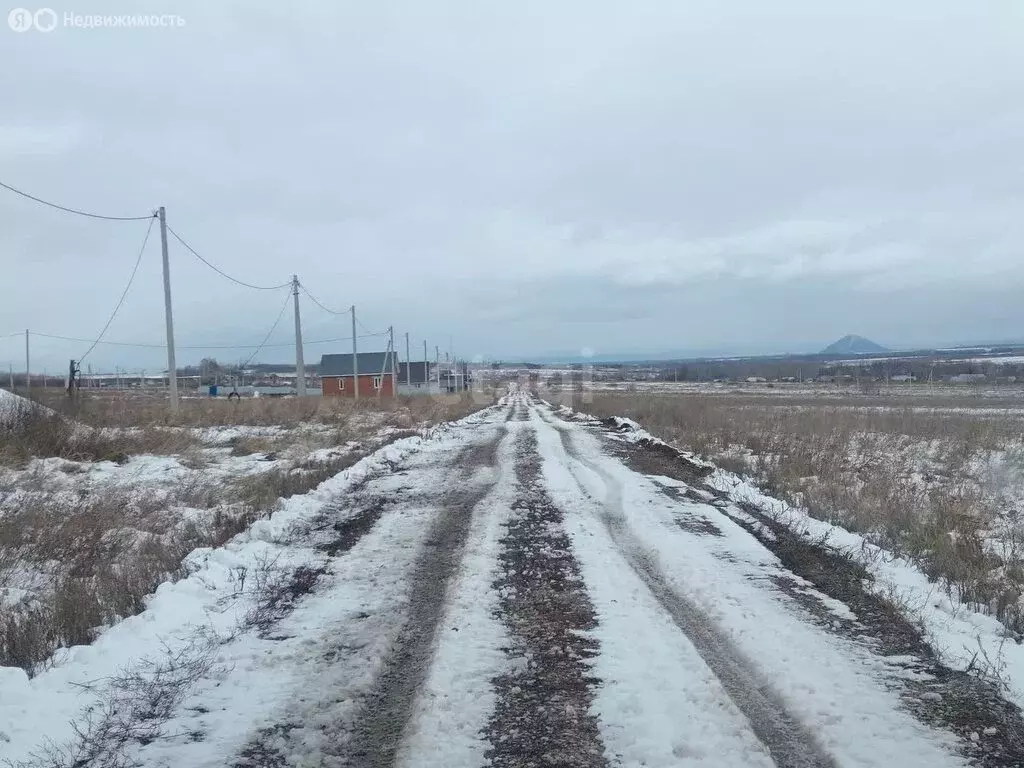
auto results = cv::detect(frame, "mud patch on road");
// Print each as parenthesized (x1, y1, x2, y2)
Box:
(642, 482, 725, 537)
(673, 514, 724, 537)
(767, 574, 860, 633)
(485, 429, 609, 768)
(319, 497, 393, 557)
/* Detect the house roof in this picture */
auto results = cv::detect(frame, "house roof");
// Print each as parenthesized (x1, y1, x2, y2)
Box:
(397, 361, 431, 384)
(319, 351, 399, 377)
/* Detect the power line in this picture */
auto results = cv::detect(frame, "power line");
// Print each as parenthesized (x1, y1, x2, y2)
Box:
(79, 217, 156, 364)
(165, 224, 291, 291)
(0, 179, 155, 221)
(298, 283, 389, 336)
(30, 332, 165, 348)
(239, 292, 292, 368)
(28, 331, 387, 350)
(298, 283, 348, 315)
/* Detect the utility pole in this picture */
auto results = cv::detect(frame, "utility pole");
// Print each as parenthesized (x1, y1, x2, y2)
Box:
(24, 329, 29, 394)
(436, 345, 440, 392)
(423, 340, 428, 393)
(351, 305, 359, 401)
(157, 207, 179, 415)
(8, 363, 13, 391)
(389, 327, 397, 397)
(292, 275, 307, 396)
(405, 332, 411, 387)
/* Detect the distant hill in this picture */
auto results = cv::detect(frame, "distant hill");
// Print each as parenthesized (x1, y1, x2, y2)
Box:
(821, 335, 889, 356)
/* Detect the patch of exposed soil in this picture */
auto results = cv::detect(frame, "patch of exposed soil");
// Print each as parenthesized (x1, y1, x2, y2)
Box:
(485, 430, 609, 768)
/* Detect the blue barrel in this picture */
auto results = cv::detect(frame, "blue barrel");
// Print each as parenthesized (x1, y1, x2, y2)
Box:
(209, 385, 219, 397)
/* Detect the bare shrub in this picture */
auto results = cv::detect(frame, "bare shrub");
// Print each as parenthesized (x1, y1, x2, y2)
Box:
(10, 631, 220, 768)
(240, 553, 326, 634)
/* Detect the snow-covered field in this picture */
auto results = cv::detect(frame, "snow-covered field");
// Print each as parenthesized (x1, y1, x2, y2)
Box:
(3, 390, 1023, 766)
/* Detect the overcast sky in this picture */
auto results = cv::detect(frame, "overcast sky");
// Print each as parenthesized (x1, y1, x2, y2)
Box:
(2, 1, 1023, 371)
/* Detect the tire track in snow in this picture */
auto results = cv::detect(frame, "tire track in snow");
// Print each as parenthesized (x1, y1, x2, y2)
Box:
(484, 427, 609, 768)
(221, 405, 512, 768)
(531, 402, 839, 768)
(341, 428, 507, 768)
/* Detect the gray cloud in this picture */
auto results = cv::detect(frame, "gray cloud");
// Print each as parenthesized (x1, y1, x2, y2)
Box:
(1, 0, 1023, 371)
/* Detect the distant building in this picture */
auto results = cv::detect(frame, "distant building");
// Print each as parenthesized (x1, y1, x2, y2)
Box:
(396, 361, 434, 396)
(891, 375, 917, 382)
(319, 351, 399, 397)
(438, 362, 471, 393)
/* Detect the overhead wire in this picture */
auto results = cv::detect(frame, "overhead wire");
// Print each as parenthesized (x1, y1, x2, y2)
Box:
(30, 332, 165, 348)
(0, 193, 395, 359)
(0, 179, 155, 221)
(28, 330, 389, 350)
(298, 282, 390, 336)
(165, 224, 291, 291)
(79, 216, 156, 364)
(239, 291, 292, 368)
(298, 283, 348, 315)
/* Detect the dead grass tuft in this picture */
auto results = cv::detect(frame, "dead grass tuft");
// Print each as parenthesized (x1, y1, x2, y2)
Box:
(0, 397, 196, 467)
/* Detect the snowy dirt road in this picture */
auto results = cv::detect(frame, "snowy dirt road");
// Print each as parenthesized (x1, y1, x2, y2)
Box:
(27, 392, 1024, 767)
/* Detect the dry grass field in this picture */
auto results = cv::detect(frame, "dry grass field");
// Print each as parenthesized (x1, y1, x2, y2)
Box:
(0, 389, 493, 673)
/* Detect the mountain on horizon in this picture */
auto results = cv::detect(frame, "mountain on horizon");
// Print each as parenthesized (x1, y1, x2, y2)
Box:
(821, 334, 889, 355)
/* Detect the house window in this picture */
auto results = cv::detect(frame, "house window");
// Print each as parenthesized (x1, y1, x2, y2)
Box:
(338, 378, 345, 390)
(373, 376, 382, 390)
